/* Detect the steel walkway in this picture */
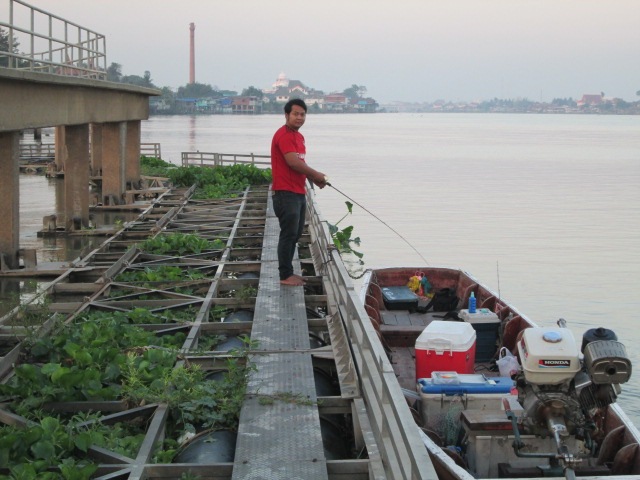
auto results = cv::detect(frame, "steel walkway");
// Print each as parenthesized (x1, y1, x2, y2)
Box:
(232, 197, 328, 479)
(0, 182, 437, 479)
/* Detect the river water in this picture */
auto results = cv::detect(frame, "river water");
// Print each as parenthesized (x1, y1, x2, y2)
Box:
(12, 112, 640, 425)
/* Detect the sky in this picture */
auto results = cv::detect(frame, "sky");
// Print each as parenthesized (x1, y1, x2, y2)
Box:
(13, 0, 640, 103)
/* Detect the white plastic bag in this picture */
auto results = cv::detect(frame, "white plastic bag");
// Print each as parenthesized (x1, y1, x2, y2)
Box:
(496, 347, 520, 378)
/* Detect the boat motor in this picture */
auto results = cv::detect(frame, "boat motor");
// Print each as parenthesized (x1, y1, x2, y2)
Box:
(515, 319, 631, 438)
(509, 319, 632, 475)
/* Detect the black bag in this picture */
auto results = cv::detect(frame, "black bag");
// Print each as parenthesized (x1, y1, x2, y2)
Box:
(424, 288, 459, 312)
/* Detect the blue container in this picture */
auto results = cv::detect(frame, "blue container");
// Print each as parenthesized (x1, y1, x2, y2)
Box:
(418, 374, 514, 395)
(468, 292, 476, 314)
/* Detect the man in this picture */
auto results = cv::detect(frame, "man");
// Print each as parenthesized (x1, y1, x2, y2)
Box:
(271, 99, 327, 286)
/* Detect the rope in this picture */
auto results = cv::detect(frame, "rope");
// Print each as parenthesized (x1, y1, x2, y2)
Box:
(324, 245, 367, 279)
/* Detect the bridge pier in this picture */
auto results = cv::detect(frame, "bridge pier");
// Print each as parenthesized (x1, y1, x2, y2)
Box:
(0, 132, 20, 269)
(54, 125, 66, 174)
(125, 120, 141, 189)
(101, 122, 126, 205)
(90, 123, 103, 176)
(63, 124, 90, 231)
(1, 67, 157, 267)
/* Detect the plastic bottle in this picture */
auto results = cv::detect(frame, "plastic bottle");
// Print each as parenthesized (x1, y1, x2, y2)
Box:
(468, 292, 476, 313)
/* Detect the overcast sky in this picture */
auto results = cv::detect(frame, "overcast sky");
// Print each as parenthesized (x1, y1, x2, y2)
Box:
(18, 0, 640, 103)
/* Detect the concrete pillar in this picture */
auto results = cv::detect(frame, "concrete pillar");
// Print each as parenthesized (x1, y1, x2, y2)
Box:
(63, 124, 90, 231)
(0, 132, 20, 270)
(102, 122, 126, 205)
(54, 125, 66, 173)
(125, 120, 141, 190)
(90, 123, 103, 177)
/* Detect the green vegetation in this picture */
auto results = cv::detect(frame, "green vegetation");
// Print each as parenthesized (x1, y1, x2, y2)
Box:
(136, 232, 226, 255)
(234, 285, 258, 302)
(258, 391, 314, 407)
(115, 265, 207, 284)
(139, 160, 272, 200)
(0, 308, 254, 476)
(328, 201, 364, 264)
(140, 155, 176, 177)
(169, 164, 271, 199)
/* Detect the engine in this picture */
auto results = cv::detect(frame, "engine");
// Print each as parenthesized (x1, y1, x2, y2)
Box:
(514, 322, 632, 438)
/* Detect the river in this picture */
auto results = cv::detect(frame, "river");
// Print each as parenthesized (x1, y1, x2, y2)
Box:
(11, 112, 640, 425)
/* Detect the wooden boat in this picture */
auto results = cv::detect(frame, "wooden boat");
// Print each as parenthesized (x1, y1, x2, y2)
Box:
(361, 266, 640, 480)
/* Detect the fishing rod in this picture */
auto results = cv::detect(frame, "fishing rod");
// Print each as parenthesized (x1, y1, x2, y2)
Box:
(324, 179, 430, 265)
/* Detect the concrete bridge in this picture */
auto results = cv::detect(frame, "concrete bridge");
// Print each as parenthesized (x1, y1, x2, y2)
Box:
(1, 0, 162, 269)
(0, 68, 159, 270)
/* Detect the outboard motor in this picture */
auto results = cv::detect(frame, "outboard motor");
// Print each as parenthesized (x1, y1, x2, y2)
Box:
(509, 319, 632, 476)
(515, 320, 631, 437)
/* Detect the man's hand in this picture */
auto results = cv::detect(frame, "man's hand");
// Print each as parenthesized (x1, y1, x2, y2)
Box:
(312, 172, 328, 189)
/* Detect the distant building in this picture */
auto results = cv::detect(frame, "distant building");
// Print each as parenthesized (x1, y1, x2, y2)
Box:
(577, 94, 604, 107)
(263, 72, 290, 93)
(350, 97, 378, 113)
(232, 96, 261, 114)
(324, 93, 348, 112)
(264, 73, 313, 102)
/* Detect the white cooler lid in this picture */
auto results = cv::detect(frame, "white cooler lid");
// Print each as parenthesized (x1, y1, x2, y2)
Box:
(416, 320, 476, 351)
(459, 308, 500, 324)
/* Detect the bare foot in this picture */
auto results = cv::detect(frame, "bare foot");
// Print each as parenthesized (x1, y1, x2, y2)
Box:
(293, 274, 307, 284)
(280, 275, 305, 286)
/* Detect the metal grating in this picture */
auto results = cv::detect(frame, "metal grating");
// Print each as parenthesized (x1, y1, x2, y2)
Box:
(232, 192, 328, 479)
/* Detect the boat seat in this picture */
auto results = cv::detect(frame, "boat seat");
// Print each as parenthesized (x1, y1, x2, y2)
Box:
(597, 424, 626, 465)
(461, 407, 522, 433)
(612, 443, 639, 475)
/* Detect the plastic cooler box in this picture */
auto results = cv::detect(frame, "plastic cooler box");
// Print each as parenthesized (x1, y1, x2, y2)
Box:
(415, 321, 476, 379)
(381, 286, 419, 310)
(416, 373, 516, 440)
(459, 308, 501, 362)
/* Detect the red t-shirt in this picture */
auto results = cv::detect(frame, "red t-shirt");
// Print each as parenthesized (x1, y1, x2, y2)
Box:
(271, 125, 307, 194)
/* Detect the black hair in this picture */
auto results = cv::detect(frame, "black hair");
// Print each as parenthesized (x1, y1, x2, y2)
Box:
(284, 98, 307, 114)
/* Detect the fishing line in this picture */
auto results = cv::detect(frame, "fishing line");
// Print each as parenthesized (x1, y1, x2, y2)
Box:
(325, 181, 430, 265)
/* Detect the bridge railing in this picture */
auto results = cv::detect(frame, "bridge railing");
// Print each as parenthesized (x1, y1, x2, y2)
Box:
(19, 142, 54, 159)
(0, 0, 107, 79)
(181, 151, 270, 168)
(140, 143, 162, 159)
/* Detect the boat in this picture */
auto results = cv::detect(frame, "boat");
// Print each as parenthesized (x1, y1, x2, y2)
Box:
(360, 266, 640, 480)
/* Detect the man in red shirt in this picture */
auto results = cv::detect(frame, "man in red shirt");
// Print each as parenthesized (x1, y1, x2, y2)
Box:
(271, 99, 327, 286)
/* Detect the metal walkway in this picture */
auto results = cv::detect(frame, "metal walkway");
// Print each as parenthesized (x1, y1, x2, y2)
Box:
(0, 182, 437, 479)
(232, 197, 328, 479)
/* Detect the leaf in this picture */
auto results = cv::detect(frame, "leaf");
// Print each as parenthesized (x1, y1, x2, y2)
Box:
(22, 426, 44, 446)
(40, 417, 61, 433)
(74, 432, 92, 452)
(41, 363, 62, 376)
(50, 365, 71, 383)
(9, 464, 38, 479)
(345, 201, 354, 214)
(16, 364, 40, 382)
(30, 439, 55, 460)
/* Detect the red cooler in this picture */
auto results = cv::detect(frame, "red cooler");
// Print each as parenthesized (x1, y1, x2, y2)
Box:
(415, 321, 476, 379)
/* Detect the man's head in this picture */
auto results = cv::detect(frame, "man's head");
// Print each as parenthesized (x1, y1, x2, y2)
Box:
(284, 99, 307, 131)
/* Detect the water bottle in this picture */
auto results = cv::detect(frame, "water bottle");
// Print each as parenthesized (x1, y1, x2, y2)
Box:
(468, 292, 476, 313)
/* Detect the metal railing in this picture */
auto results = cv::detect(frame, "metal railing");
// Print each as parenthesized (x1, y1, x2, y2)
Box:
(306, 194, 439, 479)
(140, 142, 161, 159)
(0, 0, 107, 79)
(181, 151, 270, 168)
(19, 142, 54, 159)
